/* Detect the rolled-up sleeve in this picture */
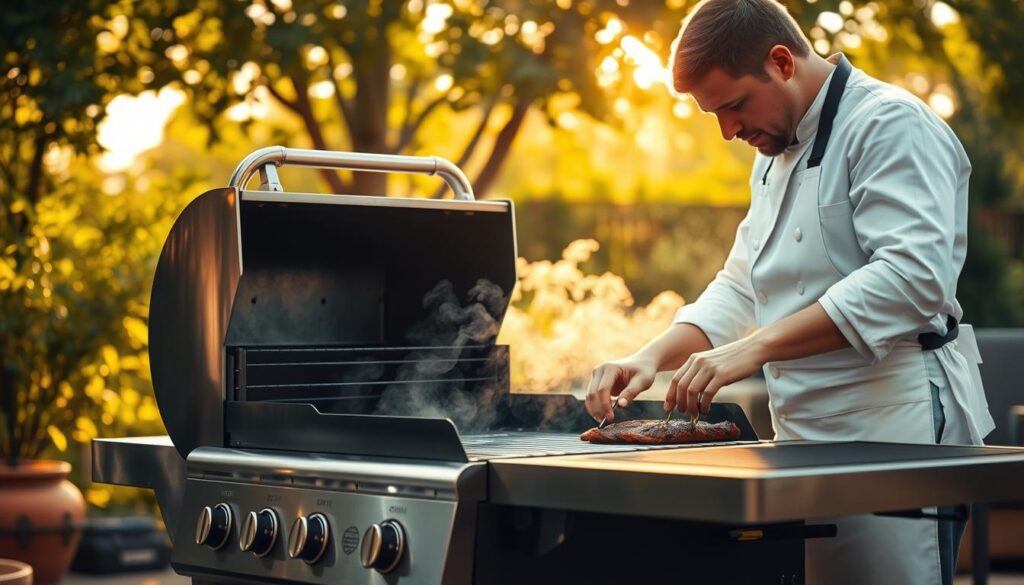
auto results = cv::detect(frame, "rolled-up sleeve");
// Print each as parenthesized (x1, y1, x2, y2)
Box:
(673, 210, 757, 347)
(819, 102, 960, 363)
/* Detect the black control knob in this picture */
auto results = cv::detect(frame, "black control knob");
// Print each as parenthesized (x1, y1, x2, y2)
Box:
(195, 503, 232, 550)
(360, 520, 405, 574)
(240, 508, 278, 557)
(288, 513, 330, 564)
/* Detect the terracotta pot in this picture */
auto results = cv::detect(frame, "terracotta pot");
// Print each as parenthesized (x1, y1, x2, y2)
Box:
(0, 461, 84, 585)
(0, 559, 32, 585)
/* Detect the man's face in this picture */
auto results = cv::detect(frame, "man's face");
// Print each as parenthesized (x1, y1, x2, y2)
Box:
(687, 66, 796, 157)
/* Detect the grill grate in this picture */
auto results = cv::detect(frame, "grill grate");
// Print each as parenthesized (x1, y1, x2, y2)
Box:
(460, 431, 756, 461)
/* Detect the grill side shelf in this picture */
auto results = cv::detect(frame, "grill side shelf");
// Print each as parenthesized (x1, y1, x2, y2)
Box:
(224, 401, 469, 462)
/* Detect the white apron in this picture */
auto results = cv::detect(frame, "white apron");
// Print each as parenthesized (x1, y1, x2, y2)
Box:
(758, 162, 942, 585)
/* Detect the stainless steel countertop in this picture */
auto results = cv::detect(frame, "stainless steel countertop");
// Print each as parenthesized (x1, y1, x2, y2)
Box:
(92, 436, 186, 538)
(94, 437, 1024, 528)
(488, 441, 1024, 524)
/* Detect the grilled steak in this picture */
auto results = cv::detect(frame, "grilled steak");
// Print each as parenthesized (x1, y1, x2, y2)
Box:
(581, 419, 741, 444)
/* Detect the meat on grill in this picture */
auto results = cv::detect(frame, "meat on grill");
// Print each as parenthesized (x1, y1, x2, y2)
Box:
(580, 419, 741, 444)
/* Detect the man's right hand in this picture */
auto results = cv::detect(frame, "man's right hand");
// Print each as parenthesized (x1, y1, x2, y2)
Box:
(584, 358, 658, 423)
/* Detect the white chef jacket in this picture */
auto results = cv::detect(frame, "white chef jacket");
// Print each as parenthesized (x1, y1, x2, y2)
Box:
(672, 55, 994, 445)
(671, 54, 996, 585)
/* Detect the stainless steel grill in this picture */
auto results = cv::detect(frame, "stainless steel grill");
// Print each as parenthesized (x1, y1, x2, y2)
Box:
(93, 147, 1024, 585)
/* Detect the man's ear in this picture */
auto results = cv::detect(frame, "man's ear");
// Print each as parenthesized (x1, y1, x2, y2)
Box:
(766, 45, 796, 81)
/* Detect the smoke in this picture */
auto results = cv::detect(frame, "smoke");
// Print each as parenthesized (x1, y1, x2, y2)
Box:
(374, 279, 509, 432)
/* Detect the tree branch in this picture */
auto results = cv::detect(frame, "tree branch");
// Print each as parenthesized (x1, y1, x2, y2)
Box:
(263, 79, 303, 116)
(287, 73, 349, 194)
(396, 92, 449, 153)
(26, 134, 46, 206)
(393, 72, 423, 152)
(431, 97, 498, 199)
(468, 98, 532, 199)
(325, 50, 355, 135)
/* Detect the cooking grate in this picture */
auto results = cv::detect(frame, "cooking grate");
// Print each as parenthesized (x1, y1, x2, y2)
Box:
(460, 431, 757, 461)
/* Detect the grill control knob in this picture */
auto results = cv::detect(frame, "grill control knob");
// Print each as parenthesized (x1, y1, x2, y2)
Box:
(240, 508, 278, 557)
(288, 513, 330, 564)
(195, 503, 232, 550)
(361, 520, 405, 574)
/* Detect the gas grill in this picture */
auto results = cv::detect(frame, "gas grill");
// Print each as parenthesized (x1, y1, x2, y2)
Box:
(94, 147, 1024, 584)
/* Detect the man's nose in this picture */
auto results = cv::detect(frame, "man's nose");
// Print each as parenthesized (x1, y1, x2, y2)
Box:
(716, 114, 741, 141)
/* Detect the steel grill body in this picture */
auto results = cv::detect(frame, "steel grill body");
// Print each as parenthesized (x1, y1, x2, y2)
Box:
(91, 148, 1024, 585)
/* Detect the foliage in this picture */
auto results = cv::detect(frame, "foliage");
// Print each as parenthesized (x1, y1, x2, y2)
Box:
(0, 1, 189, 465)
(139, 0, 689, 197)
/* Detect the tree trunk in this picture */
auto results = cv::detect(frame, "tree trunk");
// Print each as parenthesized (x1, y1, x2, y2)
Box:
(472, 99, 531, 199)
(348, 30, 392, 195)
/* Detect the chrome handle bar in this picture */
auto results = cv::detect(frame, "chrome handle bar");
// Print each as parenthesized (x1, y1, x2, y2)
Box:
(228, 146, 475, 200)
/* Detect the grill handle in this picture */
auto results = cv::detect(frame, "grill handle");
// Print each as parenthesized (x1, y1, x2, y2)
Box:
(228, 146, 475, 200)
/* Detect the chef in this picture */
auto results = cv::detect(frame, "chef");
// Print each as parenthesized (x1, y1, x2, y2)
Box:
(584, 0, 995, 583)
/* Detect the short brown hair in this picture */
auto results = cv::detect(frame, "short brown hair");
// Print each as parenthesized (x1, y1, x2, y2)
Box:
(671, 0, 811, 92)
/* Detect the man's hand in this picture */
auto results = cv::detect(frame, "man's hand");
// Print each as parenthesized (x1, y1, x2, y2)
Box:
(665, 302, 851, 419)
(585, 358, 658, 423)
(665, 336, 767, 420)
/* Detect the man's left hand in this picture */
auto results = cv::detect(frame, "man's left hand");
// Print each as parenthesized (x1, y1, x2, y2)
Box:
(665, 336, 767, 420)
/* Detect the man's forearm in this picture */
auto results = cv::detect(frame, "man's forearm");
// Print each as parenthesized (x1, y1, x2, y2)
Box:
(632, 323, 714, 372)
(748, 301, 850, 363)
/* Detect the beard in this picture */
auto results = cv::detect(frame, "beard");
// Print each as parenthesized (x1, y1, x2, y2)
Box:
(738, 129, 790, 156)
(756, 133, 791, 156)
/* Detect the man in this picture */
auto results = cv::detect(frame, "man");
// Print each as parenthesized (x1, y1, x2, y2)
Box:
(584, 1, 995, 584)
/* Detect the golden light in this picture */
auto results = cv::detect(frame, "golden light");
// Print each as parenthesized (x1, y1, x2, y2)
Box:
(672, 100, 693, 119)
(334, 62, 353, 79)
(620, 35, 670, 90)
(390, 64, 407, 81)
(96, 31, 119, 53)
(305, 46, 328, 67)
(326, 4, 347, 19)
(557, 111, 581, 130)
(434, 74, 454, 92)
(422, 3, 453, 34)
(164, 44, 189, 63)
(595, 17, 623, 45)
(816, 11, 844, 34)
(813, 39, 831, 55)
(599, 56, 619, 74)
(97, 87, 186, 173)
(928, 86, 956, 119)
(837, 32, 862, 49)
(232, 62, 261, 95)
(309, 80, 335, 99)
(930, 2, 960, 27)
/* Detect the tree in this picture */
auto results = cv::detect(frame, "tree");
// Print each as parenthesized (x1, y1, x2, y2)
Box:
(159, 0, 683, 197)
(0, 1, 188, 464)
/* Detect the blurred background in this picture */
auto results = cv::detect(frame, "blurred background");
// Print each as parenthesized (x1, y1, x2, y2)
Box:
(2, 0, 1024, 579)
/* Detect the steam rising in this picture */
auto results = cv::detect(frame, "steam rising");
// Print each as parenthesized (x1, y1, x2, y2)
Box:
(375, 279, 508, 431)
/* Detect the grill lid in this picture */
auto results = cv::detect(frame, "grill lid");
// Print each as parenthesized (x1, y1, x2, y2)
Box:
(149, 148, 515, 457)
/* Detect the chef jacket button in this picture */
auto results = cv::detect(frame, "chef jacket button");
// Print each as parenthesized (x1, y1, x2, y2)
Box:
(769, 365, 781, 379)
(757, 291, 768, 305)
(794, 227, 803, 242)
(752, 238, 761, 251)
(797, 281, 805, 295)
